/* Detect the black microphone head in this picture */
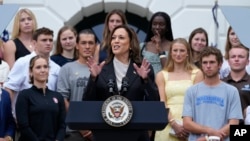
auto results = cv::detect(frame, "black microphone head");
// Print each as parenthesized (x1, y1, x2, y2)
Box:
(121, 77, 129, 92)
(108, 79, 114, 84)
(107, 77, 115, 93)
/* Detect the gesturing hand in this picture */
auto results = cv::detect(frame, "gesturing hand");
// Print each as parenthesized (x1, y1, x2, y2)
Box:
(86, 56, 105, 78)
(133, 59, 151, 80)
(151, 30, 161, 52)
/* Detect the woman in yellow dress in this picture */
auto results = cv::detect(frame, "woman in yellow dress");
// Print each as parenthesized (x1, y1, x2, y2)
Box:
(154, 38, 204, 141)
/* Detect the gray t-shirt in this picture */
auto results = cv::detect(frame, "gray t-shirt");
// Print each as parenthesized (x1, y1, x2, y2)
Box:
(57, 61, 90, 101)
(57, 61, 90, 132)
(183, 81, 243, 141)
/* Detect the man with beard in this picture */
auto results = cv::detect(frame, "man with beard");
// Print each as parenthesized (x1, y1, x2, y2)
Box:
(182, 47, 243, 141)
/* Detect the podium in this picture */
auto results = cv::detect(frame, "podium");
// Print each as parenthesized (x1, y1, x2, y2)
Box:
(66, 101, 168, 141)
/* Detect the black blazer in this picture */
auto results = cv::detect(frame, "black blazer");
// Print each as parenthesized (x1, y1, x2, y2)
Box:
(83, 60, 159, 101)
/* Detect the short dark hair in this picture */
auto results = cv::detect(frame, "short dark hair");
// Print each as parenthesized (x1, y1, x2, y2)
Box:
(199, 47, 223, 65)
(33, 27, 53, 41)
(76, 29, 97, 43)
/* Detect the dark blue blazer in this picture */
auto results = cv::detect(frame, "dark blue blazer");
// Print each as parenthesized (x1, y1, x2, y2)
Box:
(82, 60, 159, 141)
(0, 89, 15, 138)
(83, 60, 159, 101)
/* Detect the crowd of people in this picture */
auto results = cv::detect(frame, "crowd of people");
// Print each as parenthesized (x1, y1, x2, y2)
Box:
(0, 7, 249, 141)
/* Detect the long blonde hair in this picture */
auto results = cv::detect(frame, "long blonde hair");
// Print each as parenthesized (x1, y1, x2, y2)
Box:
(11, 8, 37, 39)
(164, 38, 196, 72)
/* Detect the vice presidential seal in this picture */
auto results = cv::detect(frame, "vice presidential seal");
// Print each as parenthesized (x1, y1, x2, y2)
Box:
(102, 95, 133, 127)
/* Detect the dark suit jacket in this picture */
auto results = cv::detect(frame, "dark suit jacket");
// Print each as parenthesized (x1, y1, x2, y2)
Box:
(0, 89, 15, 138)
(83, 60, 159, 101)
(82, 60, 159, 141)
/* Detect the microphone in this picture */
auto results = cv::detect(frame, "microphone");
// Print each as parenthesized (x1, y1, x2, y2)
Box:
(121, 77, 129, 94)
(107, 78, 115, 93)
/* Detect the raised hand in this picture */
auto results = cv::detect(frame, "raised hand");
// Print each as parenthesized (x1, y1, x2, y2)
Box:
(151, 30, 161, 52)
(86, 56, 105, 79)
(133, 59, 151, 80)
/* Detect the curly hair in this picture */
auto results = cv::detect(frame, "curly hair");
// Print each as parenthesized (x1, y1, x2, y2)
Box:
(199, 47, 223, 66)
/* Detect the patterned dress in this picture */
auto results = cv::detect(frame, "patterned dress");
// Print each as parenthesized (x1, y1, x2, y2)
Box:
(140, 42, 168, 75)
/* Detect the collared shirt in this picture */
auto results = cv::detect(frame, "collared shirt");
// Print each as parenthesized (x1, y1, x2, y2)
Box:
(16, 86, 65, 141)
(222, 72, 250, 110)
(0, 60, 9, 86)
(220, 59, 250, 79)
(3, 52, 60, 117)
(4, 52, 60, 92)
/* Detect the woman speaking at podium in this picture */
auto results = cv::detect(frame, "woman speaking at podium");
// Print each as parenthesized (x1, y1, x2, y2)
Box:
(83, 25, 159, 141)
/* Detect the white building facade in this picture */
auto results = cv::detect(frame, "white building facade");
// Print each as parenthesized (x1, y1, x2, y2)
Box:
(3, 0, 250, 54)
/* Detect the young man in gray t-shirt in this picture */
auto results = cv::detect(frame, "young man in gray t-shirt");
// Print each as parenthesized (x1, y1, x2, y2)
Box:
(57, 29, 97, 141)
(182, 47, 243, 141)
